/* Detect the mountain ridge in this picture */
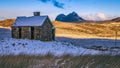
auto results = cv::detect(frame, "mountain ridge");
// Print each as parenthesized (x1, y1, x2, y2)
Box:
(112, 17, 120, 22)
(55, 12, 86, 22)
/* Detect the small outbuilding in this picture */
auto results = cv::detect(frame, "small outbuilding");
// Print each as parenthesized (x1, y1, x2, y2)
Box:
(12, 12, 55, 41)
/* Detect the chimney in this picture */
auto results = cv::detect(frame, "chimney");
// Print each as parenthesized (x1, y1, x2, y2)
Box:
(33, 12, 40, 16)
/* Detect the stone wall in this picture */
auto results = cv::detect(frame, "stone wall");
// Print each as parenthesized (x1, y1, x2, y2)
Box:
(12, 26, 31, 39)
(12, 27, 19, 39)
(34, 26, 41, 40)
(40, 19, 53, 41)
(21, 26, 31, 39)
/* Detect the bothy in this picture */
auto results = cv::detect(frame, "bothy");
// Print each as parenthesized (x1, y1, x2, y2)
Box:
(12, 12, 55, 41)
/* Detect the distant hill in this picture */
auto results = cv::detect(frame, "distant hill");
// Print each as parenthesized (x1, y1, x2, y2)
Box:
(55, 12, 86, 22)
(53, 21, 120, 39)
(112, 17, 120, 22)
(0, 19, 15, 27)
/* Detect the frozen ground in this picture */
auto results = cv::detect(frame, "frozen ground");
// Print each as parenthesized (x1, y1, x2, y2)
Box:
(0, 26, 11, 39)
(56, 37, 120, 48)
(0, 38, 108, 56)
(0, 27, 120, 56)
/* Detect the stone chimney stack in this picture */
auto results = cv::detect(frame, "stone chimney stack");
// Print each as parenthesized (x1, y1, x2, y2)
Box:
(34, 12, 40, 16)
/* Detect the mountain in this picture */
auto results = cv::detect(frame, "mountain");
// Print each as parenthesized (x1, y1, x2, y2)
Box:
(111, 17, 120, 22)
(55, 12, 85, 22)
(55, 14, 66, 22)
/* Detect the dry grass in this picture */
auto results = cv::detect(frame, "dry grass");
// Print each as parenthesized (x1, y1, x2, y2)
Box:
(53, 21, 120, 39)
(0, 19, 15, 27)
(0, 55, 120, 68)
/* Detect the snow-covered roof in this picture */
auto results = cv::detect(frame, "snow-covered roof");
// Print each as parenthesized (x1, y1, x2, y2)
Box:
(13, 16, 48, 26)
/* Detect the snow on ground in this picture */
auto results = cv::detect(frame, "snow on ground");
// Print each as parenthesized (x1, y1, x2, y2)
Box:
(0, 27, 120, 56)
(0, 26, 11, 39)
(0, 38, 120, 56)
(0, 38, 99, 56)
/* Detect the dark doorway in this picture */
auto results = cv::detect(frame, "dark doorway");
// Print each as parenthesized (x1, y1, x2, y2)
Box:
(19, 27, 22, 38)
(52, 28, 55, 41)
(31, 27, 34, 39)
(12, 29, 14, 38)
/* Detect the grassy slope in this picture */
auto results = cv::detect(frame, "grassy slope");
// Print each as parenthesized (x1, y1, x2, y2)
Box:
(0, 55, 120, 68)
(0, 19, 15, 27)
(54, 21, 120, 39)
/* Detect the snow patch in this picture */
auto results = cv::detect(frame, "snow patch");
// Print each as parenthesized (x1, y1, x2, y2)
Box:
(0, 38, 120, 56)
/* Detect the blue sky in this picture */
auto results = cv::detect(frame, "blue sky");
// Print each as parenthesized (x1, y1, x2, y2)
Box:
(0, 0, 120, 20)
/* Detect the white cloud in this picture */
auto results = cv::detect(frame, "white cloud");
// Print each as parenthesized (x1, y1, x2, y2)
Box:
(0, 16, 15, 20)
(97, 12, 106, 20)
(81, 12, 117, 21)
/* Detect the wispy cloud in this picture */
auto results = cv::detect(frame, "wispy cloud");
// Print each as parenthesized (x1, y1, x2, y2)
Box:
(38, 0, 64, 9)
(81, 12, 117, 21)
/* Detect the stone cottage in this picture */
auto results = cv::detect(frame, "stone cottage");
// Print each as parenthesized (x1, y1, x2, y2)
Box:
(12, 12, 55, 41)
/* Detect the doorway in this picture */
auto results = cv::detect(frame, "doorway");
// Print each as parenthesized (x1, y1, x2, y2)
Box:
(19, 27, 22, 38)
(52, 27, 55, 41)
(31, 27, 34, 39)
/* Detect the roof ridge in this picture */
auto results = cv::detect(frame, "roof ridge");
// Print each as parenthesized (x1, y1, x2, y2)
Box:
(17, 15, 48, 18)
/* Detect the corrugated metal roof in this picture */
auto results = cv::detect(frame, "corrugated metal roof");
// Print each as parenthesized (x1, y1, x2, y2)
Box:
(13, 16, 48, 26)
